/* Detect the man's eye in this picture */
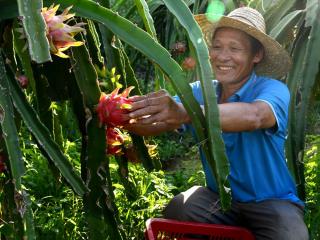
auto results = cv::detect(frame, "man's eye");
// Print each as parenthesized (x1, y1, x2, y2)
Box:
(231, 47, 242, 51)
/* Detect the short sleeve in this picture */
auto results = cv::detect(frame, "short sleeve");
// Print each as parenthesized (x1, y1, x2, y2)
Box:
(173, 80, 205, 104)
(254, 80, 290, 135)
(173, 81, 205, 133)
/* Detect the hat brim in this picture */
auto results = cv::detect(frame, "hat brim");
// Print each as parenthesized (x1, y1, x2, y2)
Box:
(195, 14, 291, 79)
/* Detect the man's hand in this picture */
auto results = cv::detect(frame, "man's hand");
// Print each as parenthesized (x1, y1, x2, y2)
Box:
(122, 90, 190, 136)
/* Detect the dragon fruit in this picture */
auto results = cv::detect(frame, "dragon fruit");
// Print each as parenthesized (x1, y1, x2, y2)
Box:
(97, 86, 134, 127)
(41, 4, 85, 58)
(106, 127, 126, 155)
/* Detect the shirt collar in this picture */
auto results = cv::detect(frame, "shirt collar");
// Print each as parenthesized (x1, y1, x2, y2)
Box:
(217, 71, 257, 102)
(234, 71, 257, 99)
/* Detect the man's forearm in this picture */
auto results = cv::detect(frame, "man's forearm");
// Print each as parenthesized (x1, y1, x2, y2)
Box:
(199, 101, 275, 132)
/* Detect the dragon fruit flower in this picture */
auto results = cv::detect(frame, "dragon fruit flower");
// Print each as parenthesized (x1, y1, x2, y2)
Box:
(41, 4, 85, 58)
(97, 86, 134, 127)
(106, 127, 127, 156)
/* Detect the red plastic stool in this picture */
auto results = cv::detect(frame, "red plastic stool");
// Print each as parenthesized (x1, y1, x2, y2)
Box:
(145, 218, 255, 240)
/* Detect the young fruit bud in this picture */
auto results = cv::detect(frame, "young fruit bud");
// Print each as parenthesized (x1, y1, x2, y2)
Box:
(0, 154, 7, 173)
(181, 57, 196, 71)
(171, 41, 186, 55)
(16, 75, 28, 89)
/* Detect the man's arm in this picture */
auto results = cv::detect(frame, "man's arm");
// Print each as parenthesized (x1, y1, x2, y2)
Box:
(124, 90, 276, 136)
(216, 101, 276, 132)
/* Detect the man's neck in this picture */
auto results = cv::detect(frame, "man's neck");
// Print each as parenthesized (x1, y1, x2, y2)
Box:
(219, 75, 251, 103)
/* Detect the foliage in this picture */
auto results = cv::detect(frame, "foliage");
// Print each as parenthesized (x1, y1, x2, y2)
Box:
(0, 0, 320, 239)
(304, 135, 320, 240)
(3, 124, 204, 239)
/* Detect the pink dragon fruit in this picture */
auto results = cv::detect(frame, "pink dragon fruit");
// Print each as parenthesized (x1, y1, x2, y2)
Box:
(41, 4, 85, 58)
(97, 87, 134, 127)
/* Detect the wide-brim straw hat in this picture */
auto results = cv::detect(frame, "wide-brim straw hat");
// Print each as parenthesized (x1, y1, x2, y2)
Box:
(195, 7, 291, 79)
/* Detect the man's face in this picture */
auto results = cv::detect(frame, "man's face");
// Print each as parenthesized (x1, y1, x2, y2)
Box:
(210, 27, 262, 86)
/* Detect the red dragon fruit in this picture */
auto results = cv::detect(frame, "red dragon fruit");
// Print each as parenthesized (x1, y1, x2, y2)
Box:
(97, 86, 134, 127)
(106, 127, 126, 156)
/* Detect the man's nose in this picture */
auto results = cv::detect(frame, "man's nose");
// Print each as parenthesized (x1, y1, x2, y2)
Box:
(210, 48, 232, 61)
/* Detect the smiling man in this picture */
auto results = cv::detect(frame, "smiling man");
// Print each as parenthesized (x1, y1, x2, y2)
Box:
(124, 7, 308, 240)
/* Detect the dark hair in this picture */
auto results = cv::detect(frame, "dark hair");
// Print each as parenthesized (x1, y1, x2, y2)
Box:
(248, 35, 264, 55)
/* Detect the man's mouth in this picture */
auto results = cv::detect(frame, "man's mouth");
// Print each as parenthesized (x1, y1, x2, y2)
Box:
(217, 66, 233, 71)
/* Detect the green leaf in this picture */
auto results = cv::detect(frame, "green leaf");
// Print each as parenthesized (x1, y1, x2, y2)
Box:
(134, 0, 157, 38)
(286, 1, 320, 200)
(70, 35, 100, 107)
(305, 0, 319, 27)
(0, 53, 25, 189)
(264, 0, 297, 33)
(269, 10, 304, 43)
(134, 0, 166, 90)
(13, 19, 37, 96)
(87, 19, 105, 66)
(286, 28, 309, 198)
(83, 116, 124, 239)
(162, 0, 231, 210)
(17, 0, 51, 63)
(248, 0, 274, 13)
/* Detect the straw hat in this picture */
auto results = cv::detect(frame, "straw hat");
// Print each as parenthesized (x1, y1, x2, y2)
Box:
(195, 7, 291, 79)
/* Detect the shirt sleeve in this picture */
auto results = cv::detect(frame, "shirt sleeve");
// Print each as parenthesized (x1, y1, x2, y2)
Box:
(254, 80, 290, 135)
(172, 81, 204, 132)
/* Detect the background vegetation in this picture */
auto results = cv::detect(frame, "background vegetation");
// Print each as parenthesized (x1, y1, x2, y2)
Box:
(0, 0, 319, 239)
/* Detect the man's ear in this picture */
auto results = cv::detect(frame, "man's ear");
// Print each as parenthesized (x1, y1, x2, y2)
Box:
(253, 48, 264, 64)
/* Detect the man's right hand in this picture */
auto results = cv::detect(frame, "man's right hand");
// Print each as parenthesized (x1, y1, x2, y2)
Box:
(122, 90, 190, 136)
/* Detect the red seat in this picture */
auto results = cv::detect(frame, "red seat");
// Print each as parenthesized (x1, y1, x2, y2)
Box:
(145, 218, 255, 240)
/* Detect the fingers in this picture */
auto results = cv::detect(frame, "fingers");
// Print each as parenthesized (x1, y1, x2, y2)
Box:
(126, 89, 175, 125)
(129, 89, 167, 102)
(129, 105, 160, 119)
(129, 91, 170, 116)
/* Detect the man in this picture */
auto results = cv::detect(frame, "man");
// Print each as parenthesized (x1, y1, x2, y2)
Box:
(124, 7, 308, 240)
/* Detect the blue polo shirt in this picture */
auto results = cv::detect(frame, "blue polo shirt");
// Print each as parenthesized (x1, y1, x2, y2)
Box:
(175, 72, 303, 205)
